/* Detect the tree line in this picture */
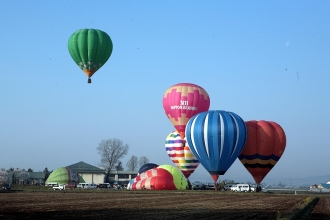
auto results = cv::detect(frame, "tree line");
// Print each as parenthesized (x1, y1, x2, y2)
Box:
(1, 138, 148, 184)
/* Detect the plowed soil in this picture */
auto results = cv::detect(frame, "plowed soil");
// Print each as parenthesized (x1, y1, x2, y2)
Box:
(0, 190, 329, 219)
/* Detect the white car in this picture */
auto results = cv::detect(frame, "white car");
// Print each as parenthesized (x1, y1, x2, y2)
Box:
(53, 184, 65, 190)
(223, 184, 235, 191)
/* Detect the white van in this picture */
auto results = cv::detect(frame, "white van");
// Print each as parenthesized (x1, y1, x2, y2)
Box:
(231, 184, 255, 192)
(77, 183, 96, 189)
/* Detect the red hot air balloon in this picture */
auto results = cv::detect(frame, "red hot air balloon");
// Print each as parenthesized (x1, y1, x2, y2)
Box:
(238, 120, 286, 186)
(163, 83, 210, 139)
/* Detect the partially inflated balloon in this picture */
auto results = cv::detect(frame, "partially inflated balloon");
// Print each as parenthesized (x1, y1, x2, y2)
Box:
(68, 29, 113, 83)
(163, 83, 210, 139)
(158, 164, 188, 190)
(132, 176, 176, 190)
(185, 110, 247, 182)
(131, 165, 188, 190)
(238, 120, 286, 184)
(165, 131, 199, 178)
(138, 163, 158, 174)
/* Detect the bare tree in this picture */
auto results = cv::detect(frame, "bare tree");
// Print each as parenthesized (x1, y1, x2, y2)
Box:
(115, 161, 124, 171)
(126, 155, 138, 171)
(97, 139, 129, 182)
(139, 156, 149, 167)
(0, 168, 9, 184)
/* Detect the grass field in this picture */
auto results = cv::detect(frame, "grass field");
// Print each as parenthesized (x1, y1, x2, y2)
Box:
(1, 186, 329, 219)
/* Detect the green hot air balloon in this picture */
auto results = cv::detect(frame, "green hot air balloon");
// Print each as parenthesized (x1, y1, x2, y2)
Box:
(68, 29, 113, 83)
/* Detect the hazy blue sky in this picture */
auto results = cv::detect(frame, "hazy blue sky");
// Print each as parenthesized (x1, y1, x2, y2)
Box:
(1, 1, 329, 185)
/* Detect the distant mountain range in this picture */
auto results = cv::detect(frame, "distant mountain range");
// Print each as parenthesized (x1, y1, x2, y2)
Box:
(290, 174, 330, 186)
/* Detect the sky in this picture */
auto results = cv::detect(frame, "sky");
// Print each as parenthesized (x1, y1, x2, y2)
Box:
(1, 1, 330, 185)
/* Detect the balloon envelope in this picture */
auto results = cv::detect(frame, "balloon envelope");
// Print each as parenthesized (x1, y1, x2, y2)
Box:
(165, 131, 199, 178)
(238, 120, 286, 184)
(131, 165, 188, 190)
(138, 163, 158, 174)
(185, 110, 247, 182)
(163, 83, 210, 139)
(68, 29, 113, 81)
(45, 167, 84, 185)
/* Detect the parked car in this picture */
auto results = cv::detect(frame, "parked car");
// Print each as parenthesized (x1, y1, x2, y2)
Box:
(53, 184, 65, 190)
(231, 184, 255, 192)
(192, 184, 202, 190)
(204, 183, 216, 190)
(223, 184, 236, 191)
(76, 183, 85, 188)
(77, 183, 96, 189)
(97, 183, 111, 188)
(112, 184, 124, 189)
(2, 183, 11, 190)
(85, 183, 97, 189)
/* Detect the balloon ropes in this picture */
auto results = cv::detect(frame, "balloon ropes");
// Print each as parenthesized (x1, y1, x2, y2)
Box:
(68, 29, 113, 83)
(238, 120, 286, 189)
(185, 110, 247, 184)
(163, 83, 210, 139)
(165, 131, 199, 178)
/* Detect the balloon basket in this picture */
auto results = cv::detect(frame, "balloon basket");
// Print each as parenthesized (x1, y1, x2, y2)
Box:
(88, 78, 91, 83)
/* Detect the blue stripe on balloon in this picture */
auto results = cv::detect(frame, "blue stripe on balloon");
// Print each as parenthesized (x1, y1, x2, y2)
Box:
(185, 110, 247, 176)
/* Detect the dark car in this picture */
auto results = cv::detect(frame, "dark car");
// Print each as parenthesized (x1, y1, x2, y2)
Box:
(97, 183, 111, 188)
(192, 184, 202, 190)
(204, 183, 216, 190)
(2, 184, 11, 190)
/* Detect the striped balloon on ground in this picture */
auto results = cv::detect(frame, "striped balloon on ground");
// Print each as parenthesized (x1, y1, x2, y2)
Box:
(238, 120, 286, 185)
(131, 165, 188, 190)
(185, 110, 247, 182)
(165, 131, 199, 178)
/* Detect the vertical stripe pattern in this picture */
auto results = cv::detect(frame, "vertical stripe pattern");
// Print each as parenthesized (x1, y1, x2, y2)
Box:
(185, 110, 247, 180)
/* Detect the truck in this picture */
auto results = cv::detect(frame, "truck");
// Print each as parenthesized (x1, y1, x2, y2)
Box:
(53, 184, 66, 190)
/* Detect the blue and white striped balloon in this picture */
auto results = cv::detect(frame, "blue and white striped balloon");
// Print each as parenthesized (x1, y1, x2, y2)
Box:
(185, 110, 247, 182)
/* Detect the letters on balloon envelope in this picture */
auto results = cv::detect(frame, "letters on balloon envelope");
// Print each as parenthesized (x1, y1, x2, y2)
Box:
(163, 83, 210, 139)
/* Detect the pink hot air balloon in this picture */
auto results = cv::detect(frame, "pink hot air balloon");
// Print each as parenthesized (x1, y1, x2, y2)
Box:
(163, 83, 210, 139)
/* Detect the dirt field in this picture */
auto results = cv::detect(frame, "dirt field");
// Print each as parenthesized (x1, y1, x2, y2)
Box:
(0, 190, 329, 219)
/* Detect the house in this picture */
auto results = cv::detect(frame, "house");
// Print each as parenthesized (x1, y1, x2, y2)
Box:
(312, 182, 330, 192)
(28, 172, 46, 185)
(108, 170, 138, 186)
(67, 161, 106, 184)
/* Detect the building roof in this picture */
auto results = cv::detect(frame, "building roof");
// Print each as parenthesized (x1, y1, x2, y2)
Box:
(67, 161, 105, 174)
(111, 171, 138, 174)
